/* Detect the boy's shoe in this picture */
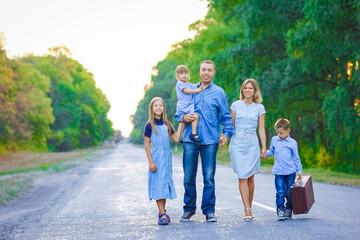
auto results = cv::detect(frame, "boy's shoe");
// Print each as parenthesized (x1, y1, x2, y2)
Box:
(205, 213, 217, 222)
(284, 209, 292, 220)
(180, 212, 195, 222)
(190, 134, 202, 143)
(277, 210, 285, 221)
(179, 138, 183, 144)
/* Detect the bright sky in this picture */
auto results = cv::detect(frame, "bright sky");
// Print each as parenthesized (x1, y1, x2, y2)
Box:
(0, 0, 209, 137)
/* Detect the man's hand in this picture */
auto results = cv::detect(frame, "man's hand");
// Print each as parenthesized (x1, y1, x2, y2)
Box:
(183, 114, 197, 123)
(219, 134, 228, 147)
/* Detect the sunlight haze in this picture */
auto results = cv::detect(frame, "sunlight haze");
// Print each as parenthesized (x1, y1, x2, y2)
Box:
(0, 0, 209, 137)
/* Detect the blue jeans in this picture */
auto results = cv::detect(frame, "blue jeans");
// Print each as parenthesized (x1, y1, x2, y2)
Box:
(182, 143, 218, 215)
(275, 173, 296, 211)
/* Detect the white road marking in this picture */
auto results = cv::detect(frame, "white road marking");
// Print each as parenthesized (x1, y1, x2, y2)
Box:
(252, 201, 277, 212)
(236, 197, 277, 212)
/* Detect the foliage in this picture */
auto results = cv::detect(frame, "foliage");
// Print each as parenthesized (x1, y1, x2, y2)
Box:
(0, 41, 54, 152)
(0, 41, 114, 152)
(131, 0, 360, 174)
(23, 47, 114, 151)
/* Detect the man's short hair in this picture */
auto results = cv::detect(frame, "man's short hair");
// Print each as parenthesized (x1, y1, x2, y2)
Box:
(200, 60, 216, 71)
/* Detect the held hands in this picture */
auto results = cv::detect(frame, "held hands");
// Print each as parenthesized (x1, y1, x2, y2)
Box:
(219, 134, 228, 147)
(149, 162, 157, 172)
(260, 148, 267, 159)
(298, 174, 302, 179)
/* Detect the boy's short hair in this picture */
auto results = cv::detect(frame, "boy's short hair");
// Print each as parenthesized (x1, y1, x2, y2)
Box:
(274, 118, 290, 130)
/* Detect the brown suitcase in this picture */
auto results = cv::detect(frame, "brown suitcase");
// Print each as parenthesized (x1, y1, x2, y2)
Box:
(290, 175, 315, 215)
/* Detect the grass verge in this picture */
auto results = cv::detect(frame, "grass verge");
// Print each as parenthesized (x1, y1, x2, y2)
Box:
(0, 144, 115, 205)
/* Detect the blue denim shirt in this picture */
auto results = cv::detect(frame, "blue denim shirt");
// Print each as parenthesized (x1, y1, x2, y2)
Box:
(175, 82, 234, 144)
(267, 135, 303, 175)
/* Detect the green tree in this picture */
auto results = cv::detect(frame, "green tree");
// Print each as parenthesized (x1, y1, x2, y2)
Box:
(24, 46, 114, 151)
(0, 38, 54, 152)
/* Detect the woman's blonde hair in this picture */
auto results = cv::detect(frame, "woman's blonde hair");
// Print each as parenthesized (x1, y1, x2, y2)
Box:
(147, 97, 175, 135)
(240, 79, 263, 103)
(175, 65, 190, 80)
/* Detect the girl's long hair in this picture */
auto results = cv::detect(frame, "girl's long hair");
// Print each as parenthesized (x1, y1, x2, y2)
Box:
(146, 97, 175, 135)
(240, 79, 263, 103)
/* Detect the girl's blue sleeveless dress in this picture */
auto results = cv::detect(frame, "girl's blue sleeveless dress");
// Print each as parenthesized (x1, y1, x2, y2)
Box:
(148, 123, 177, 200)
(229, 100, 266, 179)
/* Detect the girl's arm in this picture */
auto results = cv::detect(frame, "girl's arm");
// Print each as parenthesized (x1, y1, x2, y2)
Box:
(171, 132, 180, 143)
(182, 86, 204, 95)
(144, 136, 157, 172)
(258, 113, 267, 158)
(230, 109, 236, 128)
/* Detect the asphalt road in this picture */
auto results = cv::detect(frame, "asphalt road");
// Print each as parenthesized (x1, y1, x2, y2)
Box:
(0, 144, 359, 240)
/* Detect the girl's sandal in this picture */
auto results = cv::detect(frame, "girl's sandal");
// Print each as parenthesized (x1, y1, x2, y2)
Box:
(158, 213, 169, 225)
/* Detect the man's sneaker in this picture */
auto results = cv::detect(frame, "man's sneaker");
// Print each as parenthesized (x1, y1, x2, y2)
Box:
(180, 212, 195, 222)
(284, 209, 292, 220)
(277, 210, 285, 221)
(205, 213, 217, 222)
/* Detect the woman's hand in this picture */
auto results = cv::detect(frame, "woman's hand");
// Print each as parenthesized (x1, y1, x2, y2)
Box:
(149, 162, 157, 172)
(260, 148, 267, 159)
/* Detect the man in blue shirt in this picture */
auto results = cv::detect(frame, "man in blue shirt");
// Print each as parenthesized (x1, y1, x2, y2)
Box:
(175, 60, 234, 222)
(265, 118, 303, 221)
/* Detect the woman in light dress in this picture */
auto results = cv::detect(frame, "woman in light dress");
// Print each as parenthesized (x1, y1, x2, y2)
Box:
(229, 79, 266, 221)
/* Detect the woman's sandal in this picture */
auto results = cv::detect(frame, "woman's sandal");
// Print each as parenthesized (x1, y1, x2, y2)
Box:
(158, 213, 169, 225)
(244, 208, 254, 221)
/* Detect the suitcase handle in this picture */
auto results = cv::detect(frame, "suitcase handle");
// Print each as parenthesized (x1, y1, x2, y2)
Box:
(293, 177, 303, 187)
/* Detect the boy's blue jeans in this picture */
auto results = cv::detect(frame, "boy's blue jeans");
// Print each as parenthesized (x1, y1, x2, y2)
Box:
(275, 173, 296, 211)
(182, 142, 218, 215)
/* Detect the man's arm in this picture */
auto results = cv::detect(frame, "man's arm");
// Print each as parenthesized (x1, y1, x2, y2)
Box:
(219, 91, 234, 139)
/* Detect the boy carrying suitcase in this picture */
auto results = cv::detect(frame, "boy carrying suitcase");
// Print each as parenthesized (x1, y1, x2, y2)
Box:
(263, 118, 303, 221)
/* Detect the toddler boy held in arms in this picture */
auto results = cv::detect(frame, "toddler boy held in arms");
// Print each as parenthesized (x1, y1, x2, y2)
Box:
(264, 118, 303, 221)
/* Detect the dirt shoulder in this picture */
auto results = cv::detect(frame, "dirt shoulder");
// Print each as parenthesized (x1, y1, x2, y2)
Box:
(0, 144, 116, 204)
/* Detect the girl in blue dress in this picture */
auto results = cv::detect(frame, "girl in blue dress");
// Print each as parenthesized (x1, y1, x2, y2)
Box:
(175, 65, 204, 143)
(229, 79, 267, 221)
(144, 97, 179, 225)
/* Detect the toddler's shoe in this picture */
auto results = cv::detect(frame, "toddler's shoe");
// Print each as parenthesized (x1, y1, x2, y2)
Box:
(190, 134, 202, 143)
(277, 210, 285, 221)
(284, 209, 292, 220)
